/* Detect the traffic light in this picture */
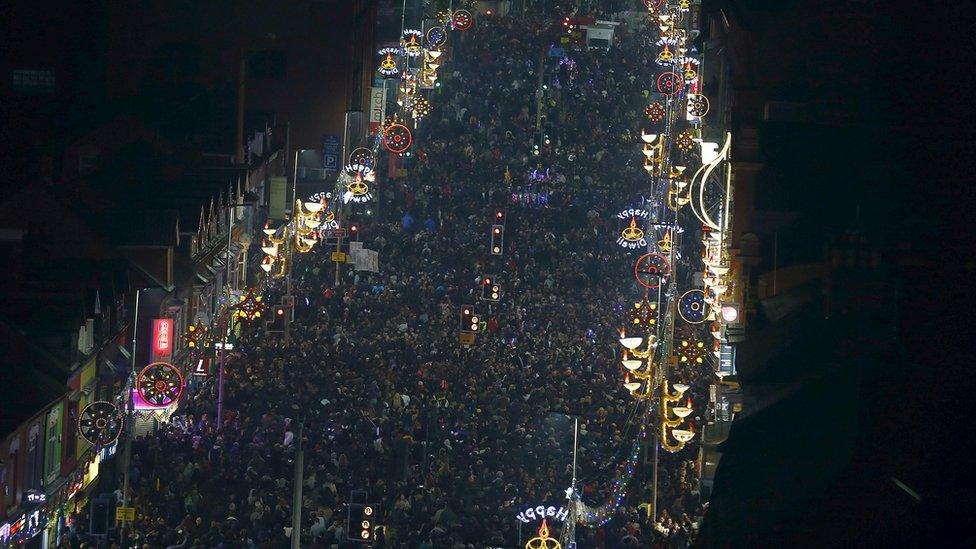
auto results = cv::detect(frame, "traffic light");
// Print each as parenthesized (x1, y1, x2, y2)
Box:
(490, 225, 504, 255)
(347, 503, 377, 542)
(267, 305, 287, 333)
(481, 276, 501, 302)
(349, 223, 360, 239)
(460, 305, 480, 333)
(494, 209, 506, 224)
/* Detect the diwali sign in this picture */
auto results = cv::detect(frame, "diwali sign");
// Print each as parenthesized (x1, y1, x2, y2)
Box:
(515, 504, 569, 523)
(151, 318, 174, 360)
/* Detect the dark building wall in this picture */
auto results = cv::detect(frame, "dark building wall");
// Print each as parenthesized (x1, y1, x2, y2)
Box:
(104, 0, 375, 153)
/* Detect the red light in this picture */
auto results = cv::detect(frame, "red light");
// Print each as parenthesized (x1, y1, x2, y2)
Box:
(483, 278, 491, 285)
(495, 211, 504, 219)
(486, 9, 492, 15)
(493, 228, 501, 234)
(277, 308, 285, 316)
(463, 308, 470, 315)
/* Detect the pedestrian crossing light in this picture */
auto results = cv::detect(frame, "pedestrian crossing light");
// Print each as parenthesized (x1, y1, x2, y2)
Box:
(490, 225, 504, 255)
(460, 305, 479, 333)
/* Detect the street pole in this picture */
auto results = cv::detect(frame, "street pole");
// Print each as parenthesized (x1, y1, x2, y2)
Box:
(290, 417, 305, 549)
(120, 288, 141, 548)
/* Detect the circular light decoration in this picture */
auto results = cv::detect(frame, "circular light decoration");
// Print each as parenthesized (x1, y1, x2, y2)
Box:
(343, 163, 376, 204)
(383, 123, 413, 154)
(348, 147, 374, 168)
(634, 252, 671, 289)
(136, 361, 184, 407)
(402, 29, 423, 57)
(657, 71, 683, 96)
(452, 9, 474, 31)
(643, 0, 666, 9)
(645, 101, 666, 123)
(412, 97, 431, 119)
(678, 289, 710, 324)
(676, 130, 696, 152)
(687, 93, 710, 119)
(78, 401, 123, 446)
(377, 47, 400, 78)
(426, 26, 448, 48)
(614, 207, 650, 250)
(677, 337, 709, 366)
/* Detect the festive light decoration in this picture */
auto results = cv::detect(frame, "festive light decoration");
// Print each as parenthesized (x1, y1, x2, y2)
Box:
(78, 401, 123, 445)
(629, 298, 659, 329)
(657, 228, 672, 254)
(377, 47, 400, 77)
(678, 289, 710, 323)
(343, 163, 376, 204)
(634, 252, 671, 289)
(426, 25, 447, 48)
(136, 362, 184, 407)
(348, 147, 374, 168)
(687, 93, 710, 119)
(402, 29, 423, 56)
(617, 217, 645, 249)
(677, 337, 709, 366)
(383, 123, 413, 154)
(656, 44, 675, 65)
(185, 320, 206, 350)
(235, 287, 264, 321)
(452, 9, 474, 31)
(525, 519, 561, 549)
(676, 130, 696, 152)
(645, 101, 666, 123)
(576, 405, 653, 525)
(412, 96, 432, 119)
(657, 71, 683, 95)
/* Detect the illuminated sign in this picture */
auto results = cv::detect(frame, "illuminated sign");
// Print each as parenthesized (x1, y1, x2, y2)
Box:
(152, 318, 174, 359)
(192, 357, 210, 376)
(615, 208, 650, 250)
(25, 491, 46, 504)
(515, 504, 569, 523)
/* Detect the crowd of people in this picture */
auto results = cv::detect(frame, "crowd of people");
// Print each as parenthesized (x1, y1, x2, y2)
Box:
(66, 5, 714, 549)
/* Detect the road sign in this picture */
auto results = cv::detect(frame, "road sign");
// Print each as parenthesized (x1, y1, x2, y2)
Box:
(116, 507, 136, 522)
(331, 251, 348, 263)
(459, 332, 475, 346)
(323, 228, 347, 238)
(322, 134, 341, 171)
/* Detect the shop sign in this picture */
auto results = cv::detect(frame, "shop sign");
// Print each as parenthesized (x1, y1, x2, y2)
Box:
(152, 318, 174, 360)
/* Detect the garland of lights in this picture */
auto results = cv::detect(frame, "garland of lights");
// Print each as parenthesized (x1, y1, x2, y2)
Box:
(575, 404, 653, 526)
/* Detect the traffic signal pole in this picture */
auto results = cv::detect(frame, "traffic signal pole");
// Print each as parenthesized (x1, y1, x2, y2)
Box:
(290, 417, 305, 549)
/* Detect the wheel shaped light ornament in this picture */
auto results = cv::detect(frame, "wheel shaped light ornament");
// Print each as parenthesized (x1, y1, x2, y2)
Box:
(634, 252, 671, 289)
(383, 123, 412, 154)
(426, 26, 448, 48)
(687, 93, 710, 119)
(137, 361, 184, 407)
(657, 71, 683, 96)
(348, 147, 374, 168)
(678, 289, 710, 324)
(452, 9, 474, 31)
(78, 401, 123, 445)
